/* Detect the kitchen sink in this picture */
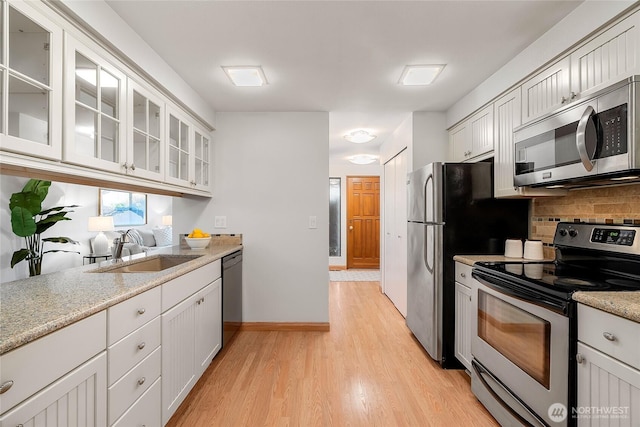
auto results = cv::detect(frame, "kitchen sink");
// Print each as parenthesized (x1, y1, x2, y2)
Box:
(91, 254, 202, 273)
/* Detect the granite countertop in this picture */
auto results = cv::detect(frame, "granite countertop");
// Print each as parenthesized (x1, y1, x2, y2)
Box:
(573, 292, 640, 323)
(0, 242, 242, 355)
(453, 254, 554, 266)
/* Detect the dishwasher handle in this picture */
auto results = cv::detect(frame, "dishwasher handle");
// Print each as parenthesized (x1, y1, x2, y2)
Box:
(223, 251, 243, 269)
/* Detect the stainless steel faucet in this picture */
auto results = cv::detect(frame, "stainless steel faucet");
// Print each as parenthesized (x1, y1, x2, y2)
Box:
(112, 230, 130, 261)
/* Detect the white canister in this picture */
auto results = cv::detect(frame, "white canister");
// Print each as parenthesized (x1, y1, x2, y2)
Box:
(504, 239, 523, 258)
(523, 240, 544, 260)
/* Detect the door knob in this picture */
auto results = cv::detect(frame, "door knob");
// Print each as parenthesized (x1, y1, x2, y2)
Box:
(349, 226, 353, 230)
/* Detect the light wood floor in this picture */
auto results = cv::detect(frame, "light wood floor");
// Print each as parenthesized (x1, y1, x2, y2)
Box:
(167, 281, 499, 426)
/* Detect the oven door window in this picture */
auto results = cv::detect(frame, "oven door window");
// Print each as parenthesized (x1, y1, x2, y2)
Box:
(478, 290, 551, 389)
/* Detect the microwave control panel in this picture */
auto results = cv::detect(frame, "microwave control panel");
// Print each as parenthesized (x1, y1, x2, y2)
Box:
(597, 104, 627, 158)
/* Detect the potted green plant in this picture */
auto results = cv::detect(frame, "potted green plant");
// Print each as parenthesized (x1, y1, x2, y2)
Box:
(10, 179, 80, 276)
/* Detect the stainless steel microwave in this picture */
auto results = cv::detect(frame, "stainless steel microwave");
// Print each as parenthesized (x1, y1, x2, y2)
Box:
(514, 76, 640, 187)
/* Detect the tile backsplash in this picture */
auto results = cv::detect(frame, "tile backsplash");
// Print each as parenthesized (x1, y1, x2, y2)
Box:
(530, 184, 640, 258)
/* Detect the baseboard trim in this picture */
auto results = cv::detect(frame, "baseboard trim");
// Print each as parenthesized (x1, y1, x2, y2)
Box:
(329, 265, 347, 271)
(240, 322, 330, 332)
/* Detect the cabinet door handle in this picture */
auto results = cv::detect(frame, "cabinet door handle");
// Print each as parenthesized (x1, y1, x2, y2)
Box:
(570, 91, 577, 100)
(137, 377, 146, 386)
(122, 162, 129, 170)
(602, 332, 616, 341)
(130, 163, 136, 171)
(0, 380, 14, 394)
(461, 273, 466, 278)
(576, 353, 585, 364)
(138, 342, 146, 350)
(137, 308, 146, 315)
(560, 96, 568, 104)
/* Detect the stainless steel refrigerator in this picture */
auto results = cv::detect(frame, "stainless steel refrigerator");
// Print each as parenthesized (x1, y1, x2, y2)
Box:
(406, 161, 528, 368)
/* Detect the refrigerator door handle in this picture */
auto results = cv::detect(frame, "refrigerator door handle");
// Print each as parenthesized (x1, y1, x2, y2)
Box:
(424, 225, 433, 274)
(424, 173, 433, 223)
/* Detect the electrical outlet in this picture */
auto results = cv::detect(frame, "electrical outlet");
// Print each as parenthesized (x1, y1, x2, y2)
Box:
(309, 215, 317, 229)
(214, 216, 227, 228)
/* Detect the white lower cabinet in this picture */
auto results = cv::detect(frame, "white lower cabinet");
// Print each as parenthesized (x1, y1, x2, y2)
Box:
(107, 287, 161, 426)
(577, 304, 640, 426)
(195, 279, 223, 377)
(162, 273, 222, 425)
(454, 262, 474, 371)
(112, 377, 161, 427)
(0, 352, 107, 427)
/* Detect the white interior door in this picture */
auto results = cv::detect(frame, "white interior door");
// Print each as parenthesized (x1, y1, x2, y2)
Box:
(383, 150, 408, 317)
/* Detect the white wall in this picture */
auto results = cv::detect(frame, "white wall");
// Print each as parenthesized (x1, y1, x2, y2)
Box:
(446, 1, 636, 127)
(173, 112, 330, 323)
(328, 162, 381, 268)
(412, 112, 448, 170)
(0, 176, 173, 282)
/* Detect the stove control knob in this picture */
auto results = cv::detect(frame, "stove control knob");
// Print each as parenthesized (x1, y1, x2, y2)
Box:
(559, 228, 567, 237)
(568, 229, 578, 237)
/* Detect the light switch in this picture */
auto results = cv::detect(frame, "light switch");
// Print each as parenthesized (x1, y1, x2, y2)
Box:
(309, 216, 317, 229)
(214, 216, 227, 228)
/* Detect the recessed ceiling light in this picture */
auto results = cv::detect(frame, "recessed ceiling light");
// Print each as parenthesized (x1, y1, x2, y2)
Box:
(399, 65, 445, 86)
(344, 130, 376, 144)
(222, 66, 268, 87)
(348, 154, 378, 165)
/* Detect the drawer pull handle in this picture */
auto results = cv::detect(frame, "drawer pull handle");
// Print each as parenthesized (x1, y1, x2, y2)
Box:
(138, 342, 146, 350)
(576, 353, 585, 364)
(137, 308, 146, 315)
(603, 332, 616, 341)
(461, 273, 466, 278)
(138, 377, 146, 386)
(0, 380, 14, 394)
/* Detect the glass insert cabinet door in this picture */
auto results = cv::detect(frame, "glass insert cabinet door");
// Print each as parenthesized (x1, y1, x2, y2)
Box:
(127, 79, 164, 180)
(0, 0, 63, 160)
(63, 35, 126, 173)
(194, 129, 210, 188)
(166, 106, 192, 186)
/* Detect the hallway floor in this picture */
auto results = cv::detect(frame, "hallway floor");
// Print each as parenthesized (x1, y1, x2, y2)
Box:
(167, 281, 498, 426)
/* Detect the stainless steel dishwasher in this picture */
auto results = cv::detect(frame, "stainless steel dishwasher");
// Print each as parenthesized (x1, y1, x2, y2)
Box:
(222, 250, 242, 348)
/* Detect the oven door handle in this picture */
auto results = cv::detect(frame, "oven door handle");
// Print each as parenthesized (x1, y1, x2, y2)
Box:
(472, 271, 568, 314)
(576, 105, 596, 172)
(472, 359, 549, 427)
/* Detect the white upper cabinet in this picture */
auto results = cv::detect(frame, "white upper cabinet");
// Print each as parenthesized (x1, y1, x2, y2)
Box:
(0, 0, 62, 160)
(166, 106, 192, 187)
(522, 10, 640, 126)
(449, 105, 493, 162)
(127, 78, 164, 181)
(570, 10, 640, 100)
(63, 35, 127, 174)
(449, 120, 470, 162)
(166, 105, 212, 191)
(494, 88, 521, 197)
(193, 126, 211, 191)
(521, 56, 571, 124)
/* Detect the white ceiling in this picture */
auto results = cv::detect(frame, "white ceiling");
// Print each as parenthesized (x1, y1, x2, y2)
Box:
(105, 0, 582, 162)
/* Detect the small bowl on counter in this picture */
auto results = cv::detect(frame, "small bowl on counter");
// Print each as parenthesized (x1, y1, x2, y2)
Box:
(185, 237, 212, 250)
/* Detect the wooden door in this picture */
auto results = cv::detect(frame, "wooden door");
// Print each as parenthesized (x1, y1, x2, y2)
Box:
(347, 176, 380, 269)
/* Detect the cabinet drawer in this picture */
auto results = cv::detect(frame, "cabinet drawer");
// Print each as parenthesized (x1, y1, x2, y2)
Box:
(112, 376, 161, 427)
(108, 286, 161, 345)
(578, 304, 640, 369)
(0, 311, 106, 414)
(162, 259, 221, 312)
(455, 262, 473, 287)
(108, 347, 161, 425)
(108, 316, 161, 385)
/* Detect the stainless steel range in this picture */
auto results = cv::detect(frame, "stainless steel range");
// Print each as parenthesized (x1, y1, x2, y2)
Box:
(471, 222, 640, 427)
